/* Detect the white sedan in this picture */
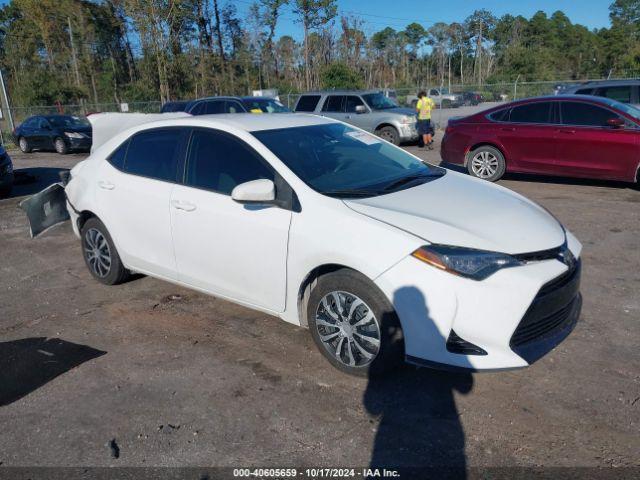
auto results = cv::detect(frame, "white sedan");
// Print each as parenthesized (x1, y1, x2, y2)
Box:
(63, 112, 582, 376)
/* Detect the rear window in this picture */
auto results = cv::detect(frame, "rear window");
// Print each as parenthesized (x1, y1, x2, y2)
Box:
(509, 102, 552, 123)
(124, 128, 184, 182)
(295, 95, 321, 112)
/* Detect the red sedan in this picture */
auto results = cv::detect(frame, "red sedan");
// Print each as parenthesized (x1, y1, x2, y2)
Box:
(441, 95, 640, 184)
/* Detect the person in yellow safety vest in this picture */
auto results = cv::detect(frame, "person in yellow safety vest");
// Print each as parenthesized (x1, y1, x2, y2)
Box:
(415, 91, 436, 150)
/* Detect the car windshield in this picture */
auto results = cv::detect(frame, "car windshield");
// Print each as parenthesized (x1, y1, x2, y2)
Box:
(47, 116, 90, 128)
(252, 123, 444, 197)
(242, 98, 290, 113)
(362, 93, 398, 110)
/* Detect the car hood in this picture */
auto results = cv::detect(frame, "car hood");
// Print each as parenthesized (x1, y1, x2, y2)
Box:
(380, 107, 416, 116)
(344, 172, 565, 254)
(64, 126, 92, 136)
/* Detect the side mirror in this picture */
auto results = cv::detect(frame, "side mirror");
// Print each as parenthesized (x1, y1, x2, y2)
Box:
(231, 179, 276, 204)
(607, 118, 624, 129)
(355, 105, 367, 114)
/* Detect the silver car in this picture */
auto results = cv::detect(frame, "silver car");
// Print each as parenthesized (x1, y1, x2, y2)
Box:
(562, 79, 640, 107)
(293, 90, 418, 145)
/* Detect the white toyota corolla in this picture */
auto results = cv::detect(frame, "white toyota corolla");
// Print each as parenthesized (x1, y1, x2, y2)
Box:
(63, 112, 582, 376)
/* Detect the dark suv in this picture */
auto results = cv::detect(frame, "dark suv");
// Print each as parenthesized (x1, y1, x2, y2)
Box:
(161, 96, 290, 115)
(563, 80, 640, 107)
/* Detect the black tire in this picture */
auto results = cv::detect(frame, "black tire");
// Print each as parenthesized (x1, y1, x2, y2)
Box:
(18, 137, 32, 153)
(307, 269, 404, 377)
(466, 145, 506, 182)
(80, 217, 129, 285)
(54, 137, 68, 155)
(376, 126, 400, 145)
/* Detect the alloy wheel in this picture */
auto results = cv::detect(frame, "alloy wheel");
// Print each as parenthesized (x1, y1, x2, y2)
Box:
(55, 139, 66, 154)
(471, 151, 499, 179)
(84, 228, 111, 278)
(315, 291, 381, 367)
(19, 137, 28, 152)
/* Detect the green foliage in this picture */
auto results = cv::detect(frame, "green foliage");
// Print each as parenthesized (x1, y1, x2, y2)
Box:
(320, 62, 362, 89)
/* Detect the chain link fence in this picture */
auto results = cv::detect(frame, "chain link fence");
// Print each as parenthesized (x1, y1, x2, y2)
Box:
(0, 77, 632, 147)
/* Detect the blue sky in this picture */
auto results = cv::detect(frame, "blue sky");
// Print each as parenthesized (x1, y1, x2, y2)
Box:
(233, 0, 613, 38)
(0, 0, 613, 38)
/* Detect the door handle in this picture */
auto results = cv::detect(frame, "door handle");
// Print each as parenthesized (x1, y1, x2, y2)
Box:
(501, 127, 516, 132)
(171, 200, 197, 212)
(98, 181, 115, 190)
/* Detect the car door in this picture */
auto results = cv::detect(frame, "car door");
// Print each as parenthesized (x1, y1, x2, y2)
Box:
(495, 101, 559, 174)
(19, 117, 38, 146)
(27, 117, 47, 148)
(320, 95, 347, 122)
(94, 127, 189, 280)
(170, 128, 292, 311)
(555, 101, 639, 180)
(38, 118, 55, 149)
(343, 95, 373, 131)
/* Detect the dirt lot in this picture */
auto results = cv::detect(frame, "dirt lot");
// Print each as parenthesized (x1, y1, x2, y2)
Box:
(0, 142, 638, 471)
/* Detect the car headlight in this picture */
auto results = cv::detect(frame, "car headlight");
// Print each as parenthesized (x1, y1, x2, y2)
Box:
(400, 116, 416, 125)
(411, 244, 523, 280)
(64, 132, 84, 139)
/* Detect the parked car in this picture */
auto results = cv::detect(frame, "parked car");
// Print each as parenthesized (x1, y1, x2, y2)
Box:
(294, 90, 418, 145)
(462, 91, 484, 106)
(13, 115, 92, 154)
(441, 95, 640, 184)
(407, 88, 463, 109)
(45, 112, 583, 376)
(160, 96, 290, 115)
(562, 79, 640, 106)
(0, 144, 14, 197)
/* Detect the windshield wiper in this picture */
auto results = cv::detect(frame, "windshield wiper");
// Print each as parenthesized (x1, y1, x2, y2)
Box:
(382, 172, 439, 192)
(323, 189, 382, 198)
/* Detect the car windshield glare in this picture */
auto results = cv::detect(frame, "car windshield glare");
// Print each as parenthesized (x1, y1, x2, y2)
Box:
(362, 93, 398, 110)
(252, 123, 444, 197)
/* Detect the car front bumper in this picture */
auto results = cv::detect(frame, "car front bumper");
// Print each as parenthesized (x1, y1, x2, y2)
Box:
(65, 136, 92, 151)
(399, 123, 419, 142)
(374, 236, 582, 371)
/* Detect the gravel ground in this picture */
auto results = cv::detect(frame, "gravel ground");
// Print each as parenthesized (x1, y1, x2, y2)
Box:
(0, 142, 638, 471)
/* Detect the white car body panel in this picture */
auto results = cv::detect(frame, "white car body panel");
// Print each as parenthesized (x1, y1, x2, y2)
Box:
(63, 112, 583, 371)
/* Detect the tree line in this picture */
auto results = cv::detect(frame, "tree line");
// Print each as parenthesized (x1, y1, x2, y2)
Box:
(0, 0, 638, 107)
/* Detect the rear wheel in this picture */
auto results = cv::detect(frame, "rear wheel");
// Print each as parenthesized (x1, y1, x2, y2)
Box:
(54, 137, 68, 155)
(307, 269, 404, 377)
(18, 137, 31, 153)
(466, 145, 506, 182)
(376, 126, 400, 145)
(80, 217, 129, 285)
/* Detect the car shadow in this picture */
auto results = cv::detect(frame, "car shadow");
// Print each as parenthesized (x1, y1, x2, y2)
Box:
(6, 167, 70, 199)
(439, 161, 634, 189)
(0, 337, 106, 407)
(363, 286, 473, 475)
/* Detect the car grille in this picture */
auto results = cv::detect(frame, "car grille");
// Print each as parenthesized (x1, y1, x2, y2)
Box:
(510, 259, 581, 348)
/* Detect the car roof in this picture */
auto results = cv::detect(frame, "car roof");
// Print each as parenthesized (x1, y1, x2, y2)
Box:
(161, 113, 334, 132)
(566, 79, 639, 88)
(299, 90, 382, 95)
(492, 94, 626, 107)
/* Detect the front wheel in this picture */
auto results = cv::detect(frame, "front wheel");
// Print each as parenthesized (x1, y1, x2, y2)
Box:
(18, 137, 32, 153)
(80, 217, 129, 285)
(307, 269, 404, 376)
(54, 137, 68, 155)
(466, 146, 506, 182)
(376, 126, 400, 145)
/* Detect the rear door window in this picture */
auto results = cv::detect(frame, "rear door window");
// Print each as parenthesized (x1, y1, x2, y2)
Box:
(204, 101, 226, 114)
(508, 102, 553, 123)
(225, 100, 245, 113)
(560, 102, 620, 127)
(294, 95, 321, 112)
(185, 129, 274, 195)
(124, 128, 186, 182)
(488, 109, 509, 122)
(321, 95, 345, 112)
(594, 86, 632, 104)
(107, 140, 129, 170)
(189, 102, 205, 115)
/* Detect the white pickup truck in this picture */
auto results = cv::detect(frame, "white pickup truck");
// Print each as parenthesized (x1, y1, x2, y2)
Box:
(407, 88, 463, 109)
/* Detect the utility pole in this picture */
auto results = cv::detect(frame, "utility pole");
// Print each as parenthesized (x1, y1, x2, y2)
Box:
(0, 69, 14, 133)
